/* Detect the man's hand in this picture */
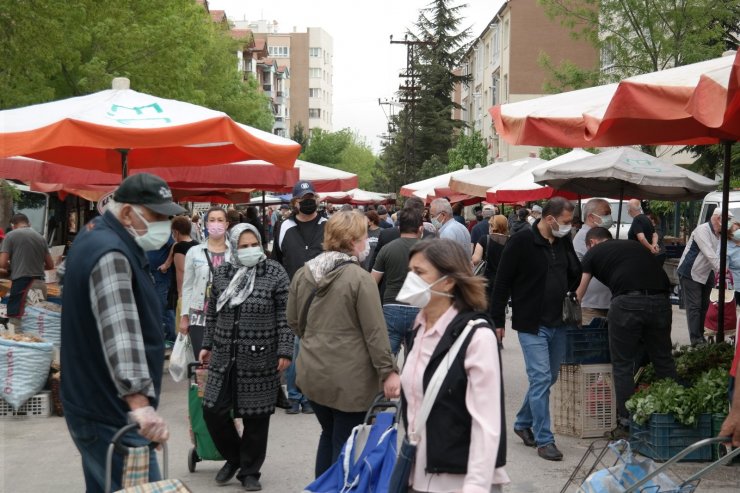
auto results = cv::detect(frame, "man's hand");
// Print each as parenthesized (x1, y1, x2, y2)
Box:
(652, 244, 660, 254)
(277, 357, 290, 372)
(128, 406, 169, 444)
(179, 315, 189, 335)
(158, 262, 171, 273)
(495, 327, 505, 343)
(383, 372, 401, 399)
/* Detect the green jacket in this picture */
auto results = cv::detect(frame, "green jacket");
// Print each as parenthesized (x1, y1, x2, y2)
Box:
(287, 253, 396, 412)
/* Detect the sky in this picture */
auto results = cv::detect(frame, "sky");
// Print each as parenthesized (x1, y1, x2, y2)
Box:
(208, 0, 506, 152)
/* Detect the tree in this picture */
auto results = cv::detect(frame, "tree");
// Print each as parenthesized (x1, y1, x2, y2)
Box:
(301, 128, 379, 190)
(0, 0, 273, 129)
(537, 0, 732, 84)
(376, 0, 470, 191)
(447, 130, 487, 171)
(291, 122, 309, 153)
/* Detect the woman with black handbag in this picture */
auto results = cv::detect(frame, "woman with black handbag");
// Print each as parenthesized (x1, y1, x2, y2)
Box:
(392, 239, 509, 493)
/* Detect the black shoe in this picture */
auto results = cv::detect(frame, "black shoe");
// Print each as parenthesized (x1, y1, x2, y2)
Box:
(242, 475, 262, 491)
(301, 401, 314, 414)
(537, 443, 564, 461)
(285, 401, 300, 414)
(514, 428, 536, 447)
(215, 461, 240, 484)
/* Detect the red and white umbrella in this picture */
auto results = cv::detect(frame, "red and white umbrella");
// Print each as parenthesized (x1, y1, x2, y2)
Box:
(319, 189, 392, 205)
(486, 149, 592, 203)
(0, 78, 301, 176)
(400, 169, 477, 200)
(490, 51, 738, 147)
(293, 160, 359, 192)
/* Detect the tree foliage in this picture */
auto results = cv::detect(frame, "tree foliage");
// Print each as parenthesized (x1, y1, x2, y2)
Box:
(291, 122, 309, 154)
(0, 0, 273, 129)
(447, 131, 487, 171)
(537, 0, 733, 84)
(301, 129, 378, 190)
(376, 0, 470, 192)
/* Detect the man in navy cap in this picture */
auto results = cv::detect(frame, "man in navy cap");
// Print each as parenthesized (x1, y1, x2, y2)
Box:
(61, 173, 186, 492)
(272, 180, 326, 414)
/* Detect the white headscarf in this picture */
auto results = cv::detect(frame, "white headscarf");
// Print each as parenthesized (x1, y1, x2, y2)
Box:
(216, 223, 266, 312)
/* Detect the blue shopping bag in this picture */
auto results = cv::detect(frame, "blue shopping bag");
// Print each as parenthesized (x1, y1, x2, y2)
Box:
(304, 411, 398, 493)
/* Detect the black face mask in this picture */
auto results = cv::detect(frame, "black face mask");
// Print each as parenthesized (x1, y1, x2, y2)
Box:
(299, 198, 317, 215)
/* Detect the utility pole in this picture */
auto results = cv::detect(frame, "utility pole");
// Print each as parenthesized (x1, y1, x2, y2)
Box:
(389, 34, 432, 176)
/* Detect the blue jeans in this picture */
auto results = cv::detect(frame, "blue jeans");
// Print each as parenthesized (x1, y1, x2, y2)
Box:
(286, 336, 307, 403)
(514, 326, 568, 447)
(64, 411, 161, 493)
(309, 400, 366, 478)
(383, 304, 420, 355)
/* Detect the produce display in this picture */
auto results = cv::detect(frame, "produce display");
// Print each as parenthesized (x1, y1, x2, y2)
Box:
(627, 343, 734, 426)
(0, 332, 45, 343)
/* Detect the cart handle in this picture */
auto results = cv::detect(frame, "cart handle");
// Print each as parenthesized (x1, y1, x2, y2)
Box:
(364, 392, 401, 424)
(104, 423, 169, 493)
(625, 436, 738, 493)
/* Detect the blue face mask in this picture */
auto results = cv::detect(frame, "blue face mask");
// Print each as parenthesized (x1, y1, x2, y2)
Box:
(733, 230, 740, 242)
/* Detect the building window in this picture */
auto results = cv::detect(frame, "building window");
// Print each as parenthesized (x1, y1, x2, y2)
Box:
(309, 88, 321, 98)
(309, 108, 321, 119)
(309, 47, 321, 57)
(491, 73, 499, 106)
(309, 68, 322, 78)
(268, 46, 290, 57)
(491, 24, 500, 61)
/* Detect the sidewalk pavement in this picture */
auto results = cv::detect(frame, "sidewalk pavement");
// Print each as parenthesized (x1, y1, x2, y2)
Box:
(1, 306, 738, 492)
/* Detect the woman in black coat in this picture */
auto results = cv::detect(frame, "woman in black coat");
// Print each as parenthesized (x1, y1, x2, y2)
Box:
(200, 223, 293, 491)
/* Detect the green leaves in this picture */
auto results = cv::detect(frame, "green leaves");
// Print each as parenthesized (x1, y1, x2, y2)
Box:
(300, 129, 378, 190)
(0, 0, 273, 129)
(447, 130, 488, 171)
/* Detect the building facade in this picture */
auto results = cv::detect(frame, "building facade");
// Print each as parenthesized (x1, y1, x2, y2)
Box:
(455, 0, 599, 162)
(235, 20, 334, 138)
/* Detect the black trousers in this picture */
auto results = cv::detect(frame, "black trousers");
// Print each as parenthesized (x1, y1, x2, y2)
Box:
(608, 294, 677, 420)
(309, 400, 365, 478)
(203, 368, 271, 480)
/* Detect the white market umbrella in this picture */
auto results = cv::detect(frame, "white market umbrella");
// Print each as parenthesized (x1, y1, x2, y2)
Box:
(449, 157, 546, 198)
(399, 168, 476, 200)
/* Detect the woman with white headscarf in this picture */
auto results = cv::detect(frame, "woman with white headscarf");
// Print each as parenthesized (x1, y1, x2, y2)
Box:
(199, 223, 293, 491)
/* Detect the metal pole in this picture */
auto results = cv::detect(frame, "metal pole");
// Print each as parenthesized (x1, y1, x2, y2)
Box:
(118, 149, 129, 178)
(717, 140, 732, 342)
(616, 187, 624, 238)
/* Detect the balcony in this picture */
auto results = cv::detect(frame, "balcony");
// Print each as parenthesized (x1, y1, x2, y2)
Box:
(274, 91, 285, 105)
(262, 84, 272, 94)
(273, 116, 286, 130)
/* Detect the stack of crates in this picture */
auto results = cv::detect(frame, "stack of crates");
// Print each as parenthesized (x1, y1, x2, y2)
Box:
(0, 391, 52, 418)
(552, 364, 616, 438)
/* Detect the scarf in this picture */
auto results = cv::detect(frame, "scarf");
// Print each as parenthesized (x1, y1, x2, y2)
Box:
(216, 223, 266, 312)
(306, 250, 357, 283)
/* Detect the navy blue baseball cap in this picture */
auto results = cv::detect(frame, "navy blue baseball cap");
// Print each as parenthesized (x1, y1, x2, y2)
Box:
(292, 180, 316, 199)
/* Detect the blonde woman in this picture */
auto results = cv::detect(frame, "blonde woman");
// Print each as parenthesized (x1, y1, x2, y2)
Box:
(287, 210, 400, 478)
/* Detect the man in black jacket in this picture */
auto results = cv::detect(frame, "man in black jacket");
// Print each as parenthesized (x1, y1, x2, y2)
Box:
(272, 179, 326, 415)
(491, 197, 581, 461)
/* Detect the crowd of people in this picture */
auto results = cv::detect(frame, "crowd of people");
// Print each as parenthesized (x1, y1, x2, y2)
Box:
(46, 172, 739, 493)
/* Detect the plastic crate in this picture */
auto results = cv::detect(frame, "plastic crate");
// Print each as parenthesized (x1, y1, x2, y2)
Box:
(630, 413, 713, 462)
(561, 326, 610, 364)
(0, 391, 51, 418)
(552, 364, 616, 438)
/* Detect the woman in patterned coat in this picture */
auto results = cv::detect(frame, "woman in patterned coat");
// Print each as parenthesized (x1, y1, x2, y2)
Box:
(199, 223, 293, 491)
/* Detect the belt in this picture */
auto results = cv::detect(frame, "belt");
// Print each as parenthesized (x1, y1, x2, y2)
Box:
(616, 289, 668, 297)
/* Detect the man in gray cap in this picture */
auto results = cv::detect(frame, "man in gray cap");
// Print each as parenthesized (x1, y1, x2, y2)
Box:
(61, 173, 186, 492)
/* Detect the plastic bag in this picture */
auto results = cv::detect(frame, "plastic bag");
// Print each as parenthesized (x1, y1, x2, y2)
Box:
(0, 337, 54, 409)
(578, 440, 677, 493)
(168, 333, 195, 382)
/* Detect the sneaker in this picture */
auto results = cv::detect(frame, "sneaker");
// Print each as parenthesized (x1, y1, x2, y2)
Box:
(537, 443, 564, 461)
(513, 428, 536, 447)
(242, 475, 262, 491)
(285, 401, 300, 415)
(301, 401, 315, 414)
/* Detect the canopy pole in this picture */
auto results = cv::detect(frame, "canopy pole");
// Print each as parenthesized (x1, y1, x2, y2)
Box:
(717, 140, 732, 343)
(261, 191, 267, 233)
(616, 187, 624, 238)
(118, 149, 129, 179)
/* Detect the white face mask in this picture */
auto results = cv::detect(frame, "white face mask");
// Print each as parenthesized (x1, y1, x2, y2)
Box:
(358, 239, 370, 262)
(237, 247, 263, 268)
(550, 218, 572, 238)
(128, 207, 171, 252)
(396, 272, 453, 308)
(595, 213, 614, 229)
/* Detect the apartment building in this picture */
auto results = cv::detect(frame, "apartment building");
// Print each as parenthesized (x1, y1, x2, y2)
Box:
(455, 0, 598, 162)
(234, 19, 334, 137)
